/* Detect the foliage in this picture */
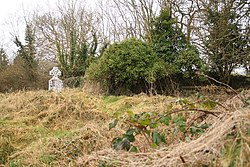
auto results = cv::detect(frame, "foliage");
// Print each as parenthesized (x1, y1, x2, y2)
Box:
(34, 2, 100, 79)
(14, 23, 38, 82)
(151, 8, 202, 76)
(63, 76, 85, 88)
(109, 97, 216, 151)
(58, 31, 98, 78)
(86, 38, 164, 94)
(0, 58, 48, 92)
(0, 23, 50, 92)
(14, 24, 38, 70)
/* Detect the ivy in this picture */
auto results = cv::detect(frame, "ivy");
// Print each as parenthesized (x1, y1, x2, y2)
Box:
(151, 130, 166, 146)
(109, 97, 218, 151)
(111, 128, 138, 151)
(190, 123, 210, 135)
(108, 119, 118, 130)
(173, 114, 186, 133)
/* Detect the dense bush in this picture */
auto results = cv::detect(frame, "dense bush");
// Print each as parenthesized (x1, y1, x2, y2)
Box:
(86, 38, 166, 95)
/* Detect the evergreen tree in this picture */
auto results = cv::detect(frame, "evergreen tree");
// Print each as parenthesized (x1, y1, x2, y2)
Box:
(151, 8, 202, 76)
(14, 24, 38, 80)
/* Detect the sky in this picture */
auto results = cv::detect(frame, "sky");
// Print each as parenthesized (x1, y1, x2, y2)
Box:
(0, 0, 57, 57)
(0, 0, 96, 58)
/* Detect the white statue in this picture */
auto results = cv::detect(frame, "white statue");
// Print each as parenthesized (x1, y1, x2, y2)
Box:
(49, 67, 63, 92)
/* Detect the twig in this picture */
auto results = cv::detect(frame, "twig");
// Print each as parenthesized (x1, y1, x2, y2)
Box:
(184, 113, 207, 134)
(168, 108, 220, 117)
(146, 107, 219, 126)
(197, 72, 245, 103)
(141, 131, 153, 149)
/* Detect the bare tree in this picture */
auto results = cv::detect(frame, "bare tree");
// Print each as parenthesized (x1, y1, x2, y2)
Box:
(195, 0, 250, 82)
(34, 0, 102, 77)
(98, 0, 163, 42)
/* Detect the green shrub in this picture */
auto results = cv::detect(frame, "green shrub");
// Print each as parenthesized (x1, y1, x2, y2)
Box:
(86, 38, 166, 95)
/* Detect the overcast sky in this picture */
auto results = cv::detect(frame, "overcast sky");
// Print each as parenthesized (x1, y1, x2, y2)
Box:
(0, 0, 96, 57)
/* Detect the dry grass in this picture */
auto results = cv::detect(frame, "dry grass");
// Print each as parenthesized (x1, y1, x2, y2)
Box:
(77, 91, 250, 167)
(0, 89, 249, 167)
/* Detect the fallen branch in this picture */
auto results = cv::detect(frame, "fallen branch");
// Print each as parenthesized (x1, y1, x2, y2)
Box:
(166, 108, 220, 118)
(196, 72, 238, 95)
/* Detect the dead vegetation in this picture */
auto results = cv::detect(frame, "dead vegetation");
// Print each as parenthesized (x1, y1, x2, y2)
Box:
(0, 89, 249, 166)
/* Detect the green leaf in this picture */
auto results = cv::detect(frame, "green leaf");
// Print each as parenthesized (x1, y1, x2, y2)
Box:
(200, 124, 209, 129)
(173, 114, 185, 123)
(161, 115, 171, 126)
(151, 131, 165, 146)
(190, 126, 197, 134)
(151, 143, 158, 148)
(138, 119, 151, 126)
(129, 146, 138, 152)
(161, 134, 166, 143)
(127, 110, 134, 117)
(109, 119, 118, 130)
(179, 126, 186, 132)
(149, 121, 158, 129)
(112, 137, 131, 151)
(173, 114, 186, 132)
(126, 128, 135, 135)
(201, 100, 217, 110)
(124, 134, 135, 142)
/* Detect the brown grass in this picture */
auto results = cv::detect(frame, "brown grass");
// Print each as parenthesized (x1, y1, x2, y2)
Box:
(0, 89, 249, 166)
(77, 91, 250, 167)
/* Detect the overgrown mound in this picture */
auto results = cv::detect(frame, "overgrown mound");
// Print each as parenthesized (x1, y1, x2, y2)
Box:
(0, 89, 116, 166)
(0, 89, 249, 166)
(77, 92, 250, 167)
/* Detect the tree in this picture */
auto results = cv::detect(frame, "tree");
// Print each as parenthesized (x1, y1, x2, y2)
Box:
(14, 23, 38, 81)
(98, 0, 161, 42)
(151, 8, 202, 76)
(86, 38, 165, 94)
(202, 0, 250, 83)
(57, 29, 97, 77)
(0, 48, 9, 70)
(14, 24, 37, 69)
(34, 0, 100, 77)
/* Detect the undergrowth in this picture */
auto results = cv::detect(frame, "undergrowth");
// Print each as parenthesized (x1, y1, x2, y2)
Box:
(0, 89, 249, 166)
